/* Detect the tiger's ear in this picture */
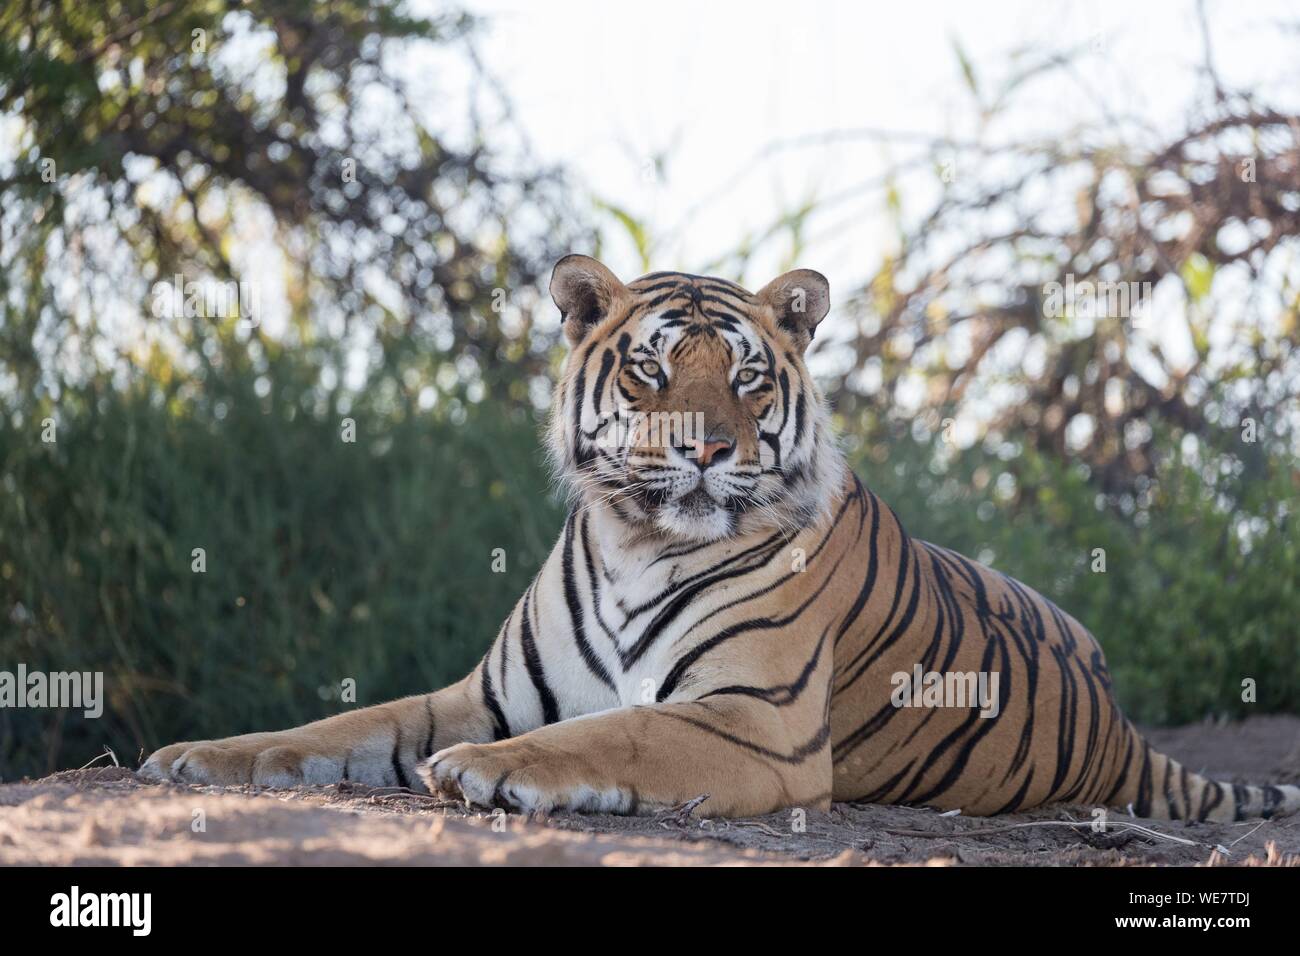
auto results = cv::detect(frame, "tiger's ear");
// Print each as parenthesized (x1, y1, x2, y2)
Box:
(757, 269, 830, 350)
(550, 254, 628, 347)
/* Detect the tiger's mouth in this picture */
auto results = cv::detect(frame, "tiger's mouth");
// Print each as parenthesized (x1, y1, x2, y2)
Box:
(633, 479, 752, 514)
(596, 452, 770, 541)
(637, 482, 760, 542)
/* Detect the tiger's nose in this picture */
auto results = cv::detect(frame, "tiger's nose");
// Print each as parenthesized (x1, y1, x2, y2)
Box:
(685, 436, 735, 469)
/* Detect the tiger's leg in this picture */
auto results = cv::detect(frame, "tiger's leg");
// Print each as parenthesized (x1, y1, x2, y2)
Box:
(139, 674, 494, 790)
(422, 696, 832, 817)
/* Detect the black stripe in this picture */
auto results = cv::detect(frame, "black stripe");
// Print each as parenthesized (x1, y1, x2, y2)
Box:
(1198, 780, 1224, 822)
(561, 513, 617, 687)
(830, 491, 882, 648)
(520, 585, 561, 724)
(1162, 757, 1178, 819)
(700, 626, 831, 706)
(657, 548, 847, 702)
(659, 709, 829, 765)
(497, 607, 514, 694)
(621, 530, 786, 622)
(1232, 783, 1250, 821)
(423, 696, 437, 758)
(689, 495, 854, 635)
(480, 661, 511, 740)
(391, 726, 411, 790)
(1135, 742, 1153, 817)
(590, 347, 616, 418)
(1099, 722, 1137, 806)
(991, 771, 1035, 815)
(1047, 645, 1077, 800)
(631, 536, 789, 669)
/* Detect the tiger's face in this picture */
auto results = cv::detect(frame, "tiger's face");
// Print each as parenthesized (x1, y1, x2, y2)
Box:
(548, 255, 841, 542)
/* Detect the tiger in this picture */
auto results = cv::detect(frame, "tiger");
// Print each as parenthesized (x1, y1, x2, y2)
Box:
(142, 254, 1300, 823)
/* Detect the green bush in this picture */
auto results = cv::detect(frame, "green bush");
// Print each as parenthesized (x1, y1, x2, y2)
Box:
(0, 365, 564, 778)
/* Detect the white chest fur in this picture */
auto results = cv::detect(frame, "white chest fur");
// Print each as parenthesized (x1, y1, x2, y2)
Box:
(585, 509, 750, 706)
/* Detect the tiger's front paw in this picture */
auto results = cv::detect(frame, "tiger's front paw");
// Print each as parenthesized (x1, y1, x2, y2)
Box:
(140, 735, 343, 788)
(421, 742, 635, 815)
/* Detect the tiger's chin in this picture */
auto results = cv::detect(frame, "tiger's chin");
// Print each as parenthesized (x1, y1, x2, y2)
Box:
(654, 489, 739, 542)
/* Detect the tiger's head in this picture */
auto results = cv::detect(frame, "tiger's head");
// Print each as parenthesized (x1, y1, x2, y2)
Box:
(548, 255, 844, 543)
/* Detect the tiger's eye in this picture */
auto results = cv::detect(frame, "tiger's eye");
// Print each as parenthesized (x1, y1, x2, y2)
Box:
(640, 359, 661, 377)
(736, 368, 758, 385)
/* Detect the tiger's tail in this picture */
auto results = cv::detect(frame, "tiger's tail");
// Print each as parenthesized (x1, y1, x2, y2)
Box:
(1107, 722, 1300, 823)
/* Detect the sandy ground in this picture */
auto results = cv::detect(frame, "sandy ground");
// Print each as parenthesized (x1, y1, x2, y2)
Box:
(2, 716, 1298, 866)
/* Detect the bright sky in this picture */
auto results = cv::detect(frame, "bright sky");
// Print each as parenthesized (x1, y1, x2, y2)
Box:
(456, 0, 1300, 302)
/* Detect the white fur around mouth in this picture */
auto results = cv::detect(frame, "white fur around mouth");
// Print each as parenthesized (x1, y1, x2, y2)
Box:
(657, 489, 734, 541)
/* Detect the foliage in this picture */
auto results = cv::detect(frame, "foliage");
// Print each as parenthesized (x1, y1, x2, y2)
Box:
(0, 0, 585, 410)
(832, 86, 1300, 495)
(0, 359, 562, 778)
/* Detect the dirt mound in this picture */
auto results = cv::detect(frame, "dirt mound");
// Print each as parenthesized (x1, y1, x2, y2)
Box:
(2, 716, 1298, 866)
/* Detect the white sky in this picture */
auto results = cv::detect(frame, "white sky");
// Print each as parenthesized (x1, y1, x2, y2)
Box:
(456, 0, 1300, 302)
